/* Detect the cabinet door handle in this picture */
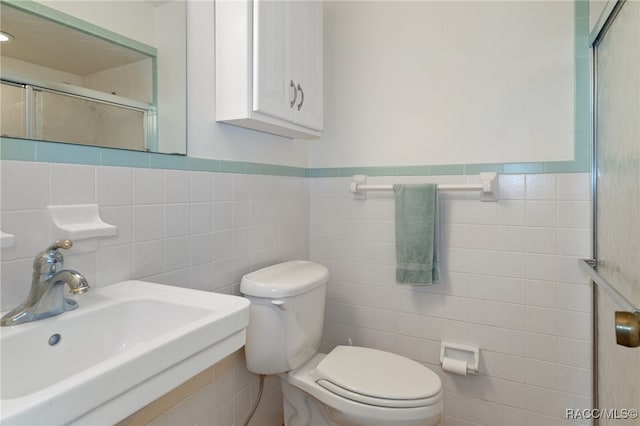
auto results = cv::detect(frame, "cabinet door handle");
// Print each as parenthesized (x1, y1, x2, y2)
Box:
(289, 80, 298, 108)
(296, 83, 304, 111)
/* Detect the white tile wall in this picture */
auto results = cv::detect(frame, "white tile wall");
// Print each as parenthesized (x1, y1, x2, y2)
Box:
(84, 59, 153, 104)
(0, 160, 308, 426)
(309, 173, 593, 426)
(0, 163, 593, 426)
(0, 160, 310, 309)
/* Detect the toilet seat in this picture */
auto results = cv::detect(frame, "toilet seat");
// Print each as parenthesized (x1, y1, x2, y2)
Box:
(312, 346, 441, 409)
(315, 379, 438, 408)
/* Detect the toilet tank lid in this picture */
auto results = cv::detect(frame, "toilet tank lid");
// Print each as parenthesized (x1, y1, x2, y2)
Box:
(240, 260, 330, 298)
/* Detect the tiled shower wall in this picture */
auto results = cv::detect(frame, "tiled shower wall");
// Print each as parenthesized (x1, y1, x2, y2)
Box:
(0, 159, 308, 425)
(310, 173, 593, 426)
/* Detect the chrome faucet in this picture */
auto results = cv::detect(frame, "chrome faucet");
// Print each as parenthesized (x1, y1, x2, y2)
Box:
(1, 240, 90, 326)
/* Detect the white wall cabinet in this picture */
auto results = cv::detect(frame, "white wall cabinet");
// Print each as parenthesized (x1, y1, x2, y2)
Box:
(216, 0, 323, 139)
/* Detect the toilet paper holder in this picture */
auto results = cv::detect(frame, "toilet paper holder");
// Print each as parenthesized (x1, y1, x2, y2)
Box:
(439, 342, 480, 375)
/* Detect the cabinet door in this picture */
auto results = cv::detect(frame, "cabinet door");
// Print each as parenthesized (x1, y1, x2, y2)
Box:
(253, 0, 292, 122)
(290, 1, 323, 131)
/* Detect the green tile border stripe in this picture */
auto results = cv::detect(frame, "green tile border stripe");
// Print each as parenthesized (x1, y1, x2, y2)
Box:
(0, 138, 310, 177)
(308, 160, 588, 177)
(2, 0, 157, 57)
(0, 137, 588, 177)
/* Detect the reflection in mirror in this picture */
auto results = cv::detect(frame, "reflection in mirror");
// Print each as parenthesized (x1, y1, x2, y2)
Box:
(0, 1, 186, 155)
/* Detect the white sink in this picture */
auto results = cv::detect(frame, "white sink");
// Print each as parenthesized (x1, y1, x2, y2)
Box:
(0, 280, 250, 425)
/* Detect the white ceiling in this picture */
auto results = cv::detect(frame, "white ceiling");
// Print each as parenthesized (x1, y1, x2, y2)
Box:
(0, 4, 150, 76)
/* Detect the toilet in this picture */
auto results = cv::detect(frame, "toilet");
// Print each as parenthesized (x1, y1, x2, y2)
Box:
(240, 260, 443, 426)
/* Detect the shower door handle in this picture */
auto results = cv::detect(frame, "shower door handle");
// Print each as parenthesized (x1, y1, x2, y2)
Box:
(615, 311, 640, 348)
(579, 259, 640, 348)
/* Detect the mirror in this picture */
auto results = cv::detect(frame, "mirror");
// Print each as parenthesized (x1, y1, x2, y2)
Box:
(0, 0, 186, 155)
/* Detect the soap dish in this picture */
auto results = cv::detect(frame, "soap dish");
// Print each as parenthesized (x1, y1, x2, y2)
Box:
(47, 204, 116, 241)
(0, 231, 15, 248)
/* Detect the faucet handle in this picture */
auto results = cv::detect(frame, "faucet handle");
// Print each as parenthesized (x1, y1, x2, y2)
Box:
(33, 240, 73, 276)
(49, 240, 73, 251)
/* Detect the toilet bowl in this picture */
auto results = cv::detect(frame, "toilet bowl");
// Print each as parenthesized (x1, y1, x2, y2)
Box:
(241, 260, 443, 426)
(282, 348, 442, 426)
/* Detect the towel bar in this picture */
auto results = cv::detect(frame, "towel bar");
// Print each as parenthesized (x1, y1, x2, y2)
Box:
(350, 172, 498, 201)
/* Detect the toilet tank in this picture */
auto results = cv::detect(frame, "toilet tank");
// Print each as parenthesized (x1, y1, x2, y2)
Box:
(240, 260, 330, 375)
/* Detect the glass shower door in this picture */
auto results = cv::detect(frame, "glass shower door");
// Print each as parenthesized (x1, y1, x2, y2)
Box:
(592, 0, 640, 423)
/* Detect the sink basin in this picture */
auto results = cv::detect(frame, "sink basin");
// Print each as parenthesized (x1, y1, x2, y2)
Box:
(0, 280, 250, 425)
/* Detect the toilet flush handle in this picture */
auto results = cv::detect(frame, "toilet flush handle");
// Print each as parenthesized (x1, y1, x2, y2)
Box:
(271, 300, 286, 310)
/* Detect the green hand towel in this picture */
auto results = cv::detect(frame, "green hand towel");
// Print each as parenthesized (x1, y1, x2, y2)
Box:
(393, 184, 440, 284)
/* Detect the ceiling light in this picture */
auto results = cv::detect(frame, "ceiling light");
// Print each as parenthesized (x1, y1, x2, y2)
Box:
(0, 31, 14, 43)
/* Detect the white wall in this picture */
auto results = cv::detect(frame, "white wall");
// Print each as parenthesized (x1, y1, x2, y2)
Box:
(1, 57, 84, 86)
(156, 1, 188, 155)
(186, 1, 310, 168)
(84, 59, 153, 103)
(311, 1, 575, 168)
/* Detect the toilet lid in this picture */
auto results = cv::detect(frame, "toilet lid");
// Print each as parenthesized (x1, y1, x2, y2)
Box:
(312, 346, 441, 408)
